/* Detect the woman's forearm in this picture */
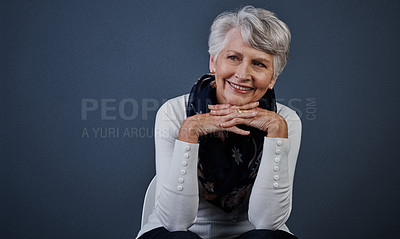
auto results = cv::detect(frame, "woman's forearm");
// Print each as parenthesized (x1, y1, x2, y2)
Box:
(154, 102, 200, 231)
(248, 111, 301, 230)
(155, 140, 200, 231)
(248, 137, 292, 230)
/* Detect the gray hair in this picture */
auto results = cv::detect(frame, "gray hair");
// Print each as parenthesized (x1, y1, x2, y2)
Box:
(208, 6, 291, 77)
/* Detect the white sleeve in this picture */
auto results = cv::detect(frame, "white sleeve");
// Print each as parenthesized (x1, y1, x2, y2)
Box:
(153, 99, 200, 231)
(248, 110, 302, 230)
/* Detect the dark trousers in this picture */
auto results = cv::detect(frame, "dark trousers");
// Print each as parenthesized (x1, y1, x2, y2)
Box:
(138, 227, 298, 239)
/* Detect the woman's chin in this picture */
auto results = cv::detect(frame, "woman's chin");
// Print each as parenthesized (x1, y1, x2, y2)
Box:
(225, 97, 251, 106)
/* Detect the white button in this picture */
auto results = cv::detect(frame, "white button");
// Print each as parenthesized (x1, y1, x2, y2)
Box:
(180, 169, 186, 175)
(277, 140, 283, 146)
(274, 166, 280, 172)
(177, 185, 183, 191)
(181, 161, 188, 166)
(274, 157, 280, 163)
(185, 146, 190, 151)
(184, 153, 189, 159)
(273, 175, 279, 181)
(275, 149, 281, 155)
(273, 183, 279, 188)
(178, 178, 184, 183)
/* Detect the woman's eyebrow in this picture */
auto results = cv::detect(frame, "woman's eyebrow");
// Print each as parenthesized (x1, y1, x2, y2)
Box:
(253, 57, 272, 64)
(224, 50, 272, 64)
(225, 50, 242, 56)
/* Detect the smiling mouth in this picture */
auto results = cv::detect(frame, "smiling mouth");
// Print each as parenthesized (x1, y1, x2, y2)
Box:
(228, 81, 253, 91)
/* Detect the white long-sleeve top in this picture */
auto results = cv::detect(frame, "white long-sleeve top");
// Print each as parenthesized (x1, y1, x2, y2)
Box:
(137, 94, 302, 239)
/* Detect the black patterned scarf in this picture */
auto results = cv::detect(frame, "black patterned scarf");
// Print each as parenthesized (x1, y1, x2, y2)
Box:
(186, 74, 277, 213)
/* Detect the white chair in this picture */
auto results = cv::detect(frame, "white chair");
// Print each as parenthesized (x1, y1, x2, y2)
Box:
(140, 176, 157, 228)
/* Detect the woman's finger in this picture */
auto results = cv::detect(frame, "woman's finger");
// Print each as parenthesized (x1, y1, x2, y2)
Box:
(220, 117, 252, 128)
(211, 101, 258, 115)
(224, 126, 250, 135)
(208, 103, 231, 110)
(209, 108, 231, 116)
(231, 101, 259, 110)
(209, 107, 238, 116)
(208, 101, 258, 115)
(211, 107, 258, 117)
(211, 110, 257, 121)
(225, 109, 258, 119)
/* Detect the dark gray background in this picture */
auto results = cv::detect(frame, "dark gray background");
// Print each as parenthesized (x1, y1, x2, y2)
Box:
(2, 0, 400, 238)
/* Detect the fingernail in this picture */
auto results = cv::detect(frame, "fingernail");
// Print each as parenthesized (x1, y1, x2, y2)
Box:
(252, 111, 258, 115)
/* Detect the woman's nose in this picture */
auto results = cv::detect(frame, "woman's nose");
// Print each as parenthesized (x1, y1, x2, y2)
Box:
(235, 62, 251, 81)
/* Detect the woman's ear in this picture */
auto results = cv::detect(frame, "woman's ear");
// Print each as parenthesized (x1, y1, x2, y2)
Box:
(269, 75, 279, 89)
(209, 56, 216, 73)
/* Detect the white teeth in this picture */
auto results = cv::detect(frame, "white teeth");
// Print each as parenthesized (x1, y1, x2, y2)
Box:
(228, 81, 252, 91)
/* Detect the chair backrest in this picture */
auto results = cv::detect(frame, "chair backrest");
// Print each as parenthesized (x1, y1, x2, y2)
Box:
(140, 176, 157, 228)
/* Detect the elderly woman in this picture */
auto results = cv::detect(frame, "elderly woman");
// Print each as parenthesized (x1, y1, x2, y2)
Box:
(137, 6, 301, 239)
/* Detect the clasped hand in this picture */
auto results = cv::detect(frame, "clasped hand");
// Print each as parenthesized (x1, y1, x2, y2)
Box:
(178, 102, 288, 144)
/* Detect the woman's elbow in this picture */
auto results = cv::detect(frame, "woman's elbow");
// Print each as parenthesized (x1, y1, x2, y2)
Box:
(155, 202, 197, 231)
(248, 201, 291, 230)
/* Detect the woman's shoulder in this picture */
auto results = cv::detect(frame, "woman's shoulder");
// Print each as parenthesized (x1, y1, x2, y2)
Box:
(164, 94, 189, 106)
(276, 103, 302, 128)
(158, 94, 189, 111)
(156, 94, 189, 121)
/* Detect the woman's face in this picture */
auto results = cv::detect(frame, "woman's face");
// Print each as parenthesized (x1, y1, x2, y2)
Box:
(210, 30, 277, 106)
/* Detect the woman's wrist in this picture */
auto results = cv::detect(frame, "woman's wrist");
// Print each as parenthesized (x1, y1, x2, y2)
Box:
(177, 118, 200, 144)
(265, 114, 288, 138)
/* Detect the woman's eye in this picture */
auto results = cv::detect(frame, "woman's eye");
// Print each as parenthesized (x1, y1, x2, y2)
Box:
(228, 56, 237, 60)
(253, 61, 266, 68)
